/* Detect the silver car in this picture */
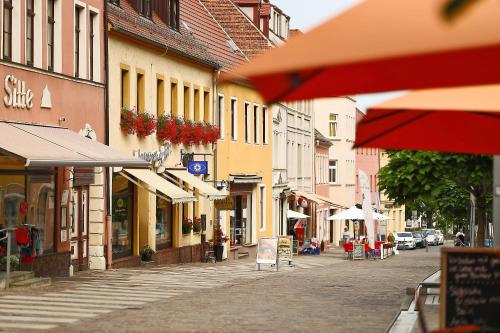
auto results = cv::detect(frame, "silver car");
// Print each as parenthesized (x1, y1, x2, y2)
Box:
(396, 232, 416, 250)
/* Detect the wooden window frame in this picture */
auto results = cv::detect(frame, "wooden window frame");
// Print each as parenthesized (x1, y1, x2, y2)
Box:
(26, 0, 35, 66)
(3, 0, 13, 60)
(47, 0, 55, 71)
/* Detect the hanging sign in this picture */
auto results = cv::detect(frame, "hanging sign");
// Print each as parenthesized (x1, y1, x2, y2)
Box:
(441, 248, 500, 331)
(188, 161, 208, 175)
(214, 196, 233, 210)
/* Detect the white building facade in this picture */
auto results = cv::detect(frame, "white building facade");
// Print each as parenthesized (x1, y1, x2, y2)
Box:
(272, 104, 289, 236)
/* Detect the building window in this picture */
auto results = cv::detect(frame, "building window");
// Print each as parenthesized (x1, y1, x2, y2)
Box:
(217, 94, 224, 139)
(297, 144, 302, 178)
(112, 174, 134, 259)
(74, 6, 82, 77)
(169, 0, 179, 30)
(183, 85, 190, 120)
(253, 105, 259, 144)
(203, 91, 210, 123)
(244, 102, 250, 143)
(136, 72, 145, 112)
(329, 114, 338, 137)
(156, 78, 164, 117)
(139, 0, 151, 17)
(262, 106, 268, 144)
(259, 186, 266, 230)
(156, 197, 172, 250)
(3, 0, 13, 60)
(120, 67, 130, 108)
(89, 12, 96, 81)
(26, 0, 35, 66)
(47, 0, 55, 70)
(329, 160, 338, 184)
(231, 98, 237, 141)
(171, 81, 178, 116)
(193, 88, 200, 122)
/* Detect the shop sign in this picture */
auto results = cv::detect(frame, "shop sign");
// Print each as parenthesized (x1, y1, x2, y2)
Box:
(133, 144, 172, 168)
(256, 237, 278, 268)
(3, 75, 34, 109)
(187, 161, 208, 175)
(277, 235, 293, 263)
(214, 196, 233, 210)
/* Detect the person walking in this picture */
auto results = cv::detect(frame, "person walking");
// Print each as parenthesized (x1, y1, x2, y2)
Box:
(342, 227, 351, 243)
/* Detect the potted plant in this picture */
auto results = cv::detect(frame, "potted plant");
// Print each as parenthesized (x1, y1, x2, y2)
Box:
(193, 217, 202, 233)
(140, 245, 155, 263)
(182, 218, 193, 235)
(214, 224, 228, 262)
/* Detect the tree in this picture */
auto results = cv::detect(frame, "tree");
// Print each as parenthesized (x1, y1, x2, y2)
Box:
(379, 151, 492, 246)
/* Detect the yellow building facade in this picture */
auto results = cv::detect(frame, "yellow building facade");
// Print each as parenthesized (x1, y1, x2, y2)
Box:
(379, 151, 406, 234)
(215, 82, 273, 258)
(107, 2, 223, 266)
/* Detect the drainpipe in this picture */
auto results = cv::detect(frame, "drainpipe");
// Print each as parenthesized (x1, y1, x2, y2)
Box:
(212, 69, 219, 240)
(103, 2, 112, 269)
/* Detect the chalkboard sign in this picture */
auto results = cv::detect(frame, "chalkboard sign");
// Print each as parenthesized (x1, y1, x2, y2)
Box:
(441, 248, 500, 330)
(353, 244, 365, 260)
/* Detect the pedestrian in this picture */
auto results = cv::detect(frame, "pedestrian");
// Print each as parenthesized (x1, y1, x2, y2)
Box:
(342, 227, 350, 243)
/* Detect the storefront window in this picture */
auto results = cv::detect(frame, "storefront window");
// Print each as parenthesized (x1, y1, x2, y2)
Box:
(112, 174, 134, 259)
(156, 197, 172, 250)
(0, 171, 55, 254)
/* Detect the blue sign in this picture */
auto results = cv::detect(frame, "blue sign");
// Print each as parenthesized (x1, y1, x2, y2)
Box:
(188, 161, 208, 175)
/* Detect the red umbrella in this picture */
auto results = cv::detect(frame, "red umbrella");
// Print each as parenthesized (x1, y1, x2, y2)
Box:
(225, 0, 500, 103)
(354, 84, 500, 155)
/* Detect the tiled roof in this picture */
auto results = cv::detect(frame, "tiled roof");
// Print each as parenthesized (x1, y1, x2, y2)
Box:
(107, 1, 219, 68)
(200, 0, 272, 60)
(182, 0, 248, 71)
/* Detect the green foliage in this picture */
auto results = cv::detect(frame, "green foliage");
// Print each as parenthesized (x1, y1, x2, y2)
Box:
(379, 151, 492, 244)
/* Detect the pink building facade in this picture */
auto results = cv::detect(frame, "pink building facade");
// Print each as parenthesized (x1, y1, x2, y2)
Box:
(355, 110, 380, 206)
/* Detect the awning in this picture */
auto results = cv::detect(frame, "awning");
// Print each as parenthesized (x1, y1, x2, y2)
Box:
(287, 210, 309, 219)
(293, 191, 322, 204)
(0, 121, 148, 168)
(312, 194, 346, 209)
(121, 169, 195, 204)
(164, 169, 227, 201)
(229, 174, 262, 184)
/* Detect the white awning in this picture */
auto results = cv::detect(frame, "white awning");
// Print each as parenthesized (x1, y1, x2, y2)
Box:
(121, 169, 195, 204)
(287, 210, 309, 219)
(0, 121, 149, 167)
(229, 174, 262, 184)
(164, 169, 227, 201)
(327, 206, 392, 221)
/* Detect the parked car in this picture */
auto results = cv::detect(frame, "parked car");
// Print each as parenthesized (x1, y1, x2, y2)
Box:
(412, 232, 427, 248)
(435, 230, 444, 245)
(422, 229, 437, 245)
(395, 232, 416, 250)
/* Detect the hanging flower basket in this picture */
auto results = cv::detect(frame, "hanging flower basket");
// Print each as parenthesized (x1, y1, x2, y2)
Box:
(120, 108, 137, 134)
(135, 112, 156, 138)
(182, 218, 193, 234)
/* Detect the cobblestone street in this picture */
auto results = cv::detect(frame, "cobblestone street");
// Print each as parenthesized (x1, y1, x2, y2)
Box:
(0, 246, 441, 333)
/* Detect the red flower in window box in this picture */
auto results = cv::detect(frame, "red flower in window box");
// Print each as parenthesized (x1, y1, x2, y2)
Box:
(135, 112, 156, 138)
(120, 108, 137, 134)
(193, 123, 205, 145)
(181, 120, 196, 146)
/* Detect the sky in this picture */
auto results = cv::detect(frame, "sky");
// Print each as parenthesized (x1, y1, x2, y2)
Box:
(271, 0, 405, 112)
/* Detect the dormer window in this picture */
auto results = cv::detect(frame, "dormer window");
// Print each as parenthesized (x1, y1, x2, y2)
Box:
(140, 0, 151, 18)
(169, 0, 179, 30)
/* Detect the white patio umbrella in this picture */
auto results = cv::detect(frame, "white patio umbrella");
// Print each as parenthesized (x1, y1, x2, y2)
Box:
(287, 210, 310, 219)
(327, 206, 391, 221)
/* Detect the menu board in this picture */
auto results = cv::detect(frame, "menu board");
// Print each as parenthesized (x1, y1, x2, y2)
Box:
(278, 236, 293, 262)
(353, 244, 365, 260)
(256, 237, 278, 265)
(441, 248, 500, 330)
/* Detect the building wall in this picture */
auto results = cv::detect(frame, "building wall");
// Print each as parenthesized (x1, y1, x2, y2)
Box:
(314, 97, 357, 245)
(272, 103, 288, 237)
(108, 34, 215, 257)
(315, 142, 331, 244)
(355, 111, 380, 206)
(379, 151, 406, 234)
(216, 81, 273, 251)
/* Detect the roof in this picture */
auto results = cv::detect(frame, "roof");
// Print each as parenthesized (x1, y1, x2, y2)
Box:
(200, 0, 272, 60)
(314, 129, 332, 147)
(260, 2, 271, 16)
(107, 1, 219, 68)
(182, 0, 248, 71)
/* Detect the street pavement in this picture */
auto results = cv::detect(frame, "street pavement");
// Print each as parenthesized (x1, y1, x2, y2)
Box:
(0, 245, 440, 333)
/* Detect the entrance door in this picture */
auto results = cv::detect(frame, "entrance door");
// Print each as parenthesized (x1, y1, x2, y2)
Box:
(70, 188, 89, 271)
(329, 221, 334, 243)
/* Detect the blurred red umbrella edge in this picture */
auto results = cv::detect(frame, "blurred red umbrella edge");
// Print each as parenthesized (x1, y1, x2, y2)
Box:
(354, 84, 500, 155)
(224, 0, 500, 104)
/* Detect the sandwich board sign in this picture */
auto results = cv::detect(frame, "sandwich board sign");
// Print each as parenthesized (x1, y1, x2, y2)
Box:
(278, 235, 293, 266)
(256, 237, 278, 271)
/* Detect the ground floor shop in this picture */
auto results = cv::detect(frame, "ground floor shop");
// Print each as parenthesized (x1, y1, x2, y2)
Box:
(0, 121, 147, 277)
